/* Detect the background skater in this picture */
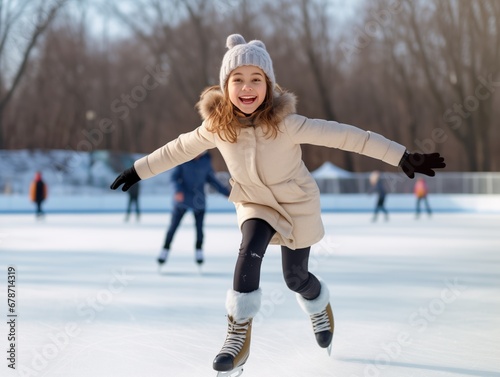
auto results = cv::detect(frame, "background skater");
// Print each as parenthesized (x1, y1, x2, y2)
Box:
(30, 171, 47, 219)
(125, 181, 141, 222)
(369, 170, 389, 222)
(157, 152, 230, 267)
(414, 177, 432, 218)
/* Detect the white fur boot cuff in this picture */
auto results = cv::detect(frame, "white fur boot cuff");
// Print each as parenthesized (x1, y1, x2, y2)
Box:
(226, 288, 262, 320)
(296, 281, 330, 315)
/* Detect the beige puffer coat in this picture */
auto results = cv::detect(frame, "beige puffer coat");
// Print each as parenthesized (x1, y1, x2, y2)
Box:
(134, 88, 406, 249)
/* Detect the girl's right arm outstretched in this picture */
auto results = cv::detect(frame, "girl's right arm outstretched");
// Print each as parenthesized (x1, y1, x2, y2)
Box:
(110, 123, 216, 191)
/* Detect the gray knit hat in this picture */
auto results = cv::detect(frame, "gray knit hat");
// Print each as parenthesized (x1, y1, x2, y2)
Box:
(219, 34, 275, 92)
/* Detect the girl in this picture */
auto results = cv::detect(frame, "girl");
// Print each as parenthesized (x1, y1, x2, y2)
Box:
(111, 34, 445, 376)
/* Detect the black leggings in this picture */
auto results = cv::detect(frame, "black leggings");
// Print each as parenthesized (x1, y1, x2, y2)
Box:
(233, 218, 321, 300)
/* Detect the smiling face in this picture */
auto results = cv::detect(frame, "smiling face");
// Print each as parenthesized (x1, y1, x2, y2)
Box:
(227, 65, 267, 115)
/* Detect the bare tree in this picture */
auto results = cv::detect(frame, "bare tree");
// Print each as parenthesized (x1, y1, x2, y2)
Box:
(0, 0, 68, 148)
(261, 0, 357, 171)
(108, 0, 222, 106)
(397, 0, 499, 171)
(298, 0, 357, 171)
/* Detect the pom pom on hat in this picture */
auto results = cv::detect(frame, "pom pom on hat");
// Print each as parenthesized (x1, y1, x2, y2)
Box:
(226, 34, 246, 49)
(248, 40, 266, 50)
(219, 34, 275, 92)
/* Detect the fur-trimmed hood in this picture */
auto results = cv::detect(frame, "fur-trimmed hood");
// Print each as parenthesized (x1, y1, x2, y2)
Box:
(196, 86, 297, 125)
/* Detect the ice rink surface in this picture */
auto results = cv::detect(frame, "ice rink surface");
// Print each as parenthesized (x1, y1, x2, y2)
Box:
(1, 212, 499, 377)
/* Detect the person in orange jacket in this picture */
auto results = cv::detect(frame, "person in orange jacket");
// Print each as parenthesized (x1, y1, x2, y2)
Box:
(414, 177, 432, 218)
(30, 171, 47, 218)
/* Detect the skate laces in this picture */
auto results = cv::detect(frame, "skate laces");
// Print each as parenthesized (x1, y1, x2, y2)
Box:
(311, 308, 331, 334)
(220, 318, 250, 357)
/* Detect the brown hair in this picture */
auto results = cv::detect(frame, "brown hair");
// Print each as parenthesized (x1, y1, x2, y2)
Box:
(201, 76, 282, 143)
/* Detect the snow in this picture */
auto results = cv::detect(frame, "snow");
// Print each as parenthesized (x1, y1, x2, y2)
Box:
(0, 149, 172, 196)
(1, 212, 499, 377)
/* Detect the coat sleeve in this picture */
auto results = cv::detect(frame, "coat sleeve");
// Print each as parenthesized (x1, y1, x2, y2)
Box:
(134, 122, 216, 180)
(206, 170, 230, 197)
(283, 114, 406, 167)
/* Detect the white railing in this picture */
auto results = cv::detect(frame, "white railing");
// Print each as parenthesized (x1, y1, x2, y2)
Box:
(314, 172, 500, 195)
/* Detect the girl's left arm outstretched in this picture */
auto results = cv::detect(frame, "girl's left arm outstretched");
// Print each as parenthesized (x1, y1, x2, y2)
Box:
(284, 114, 445, 178)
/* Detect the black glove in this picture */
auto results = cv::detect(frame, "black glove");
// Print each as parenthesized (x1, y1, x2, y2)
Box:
(110, 166, 141, 191)
(399, 151, 446, 179)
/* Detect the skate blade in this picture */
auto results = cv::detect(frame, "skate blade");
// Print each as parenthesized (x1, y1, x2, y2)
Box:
(216, 367, 244, 377)
(327, 342, 332, 356)
(157, 264, 167, 275)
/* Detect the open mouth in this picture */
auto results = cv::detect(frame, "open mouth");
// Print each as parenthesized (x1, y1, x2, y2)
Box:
(239, 96, 257, 105)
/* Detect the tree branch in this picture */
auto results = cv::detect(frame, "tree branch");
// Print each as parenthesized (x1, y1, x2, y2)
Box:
(0, 0, 68, 110)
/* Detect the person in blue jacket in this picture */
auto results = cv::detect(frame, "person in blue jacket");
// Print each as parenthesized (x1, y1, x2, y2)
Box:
(157, 152, 230, 266)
